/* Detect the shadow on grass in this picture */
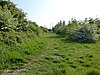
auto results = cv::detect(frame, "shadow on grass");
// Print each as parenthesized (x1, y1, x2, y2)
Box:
(87, 71, 100, 75)
(47, 34, 96, 44)
(46, 34, 73, 43)
(61, 38, 96, 44)
(47, 35, 63, 39)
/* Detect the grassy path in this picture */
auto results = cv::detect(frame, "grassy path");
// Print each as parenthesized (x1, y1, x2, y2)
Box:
(2, 33, 100, 75)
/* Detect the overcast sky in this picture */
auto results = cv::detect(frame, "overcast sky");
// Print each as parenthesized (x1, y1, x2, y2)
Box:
(11, 0, 100, 28)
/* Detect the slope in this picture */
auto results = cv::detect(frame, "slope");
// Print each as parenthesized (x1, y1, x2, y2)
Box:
(2, 33, 100, 75)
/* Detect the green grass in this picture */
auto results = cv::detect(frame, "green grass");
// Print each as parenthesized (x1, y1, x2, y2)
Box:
(0, 32, 46, 74)
(1, 33, 100, 75)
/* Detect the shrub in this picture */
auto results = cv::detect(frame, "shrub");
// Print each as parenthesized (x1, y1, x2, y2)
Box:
(69, 24, 99, 43)
(0, 31, 23, 45)
(0, 10, 19, 31)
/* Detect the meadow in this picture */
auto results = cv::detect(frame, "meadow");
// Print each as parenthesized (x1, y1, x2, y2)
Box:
(2, 33, 100, 75)
(0, 1, 100, 75)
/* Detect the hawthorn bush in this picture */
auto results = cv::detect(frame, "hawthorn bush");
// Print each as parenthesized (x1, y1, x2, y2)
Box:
(70, 24, 99, 43)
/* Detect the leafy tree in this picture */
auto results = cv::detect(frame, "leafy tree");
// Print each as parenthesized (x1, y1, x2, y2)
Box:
(63, 21, 65, 25)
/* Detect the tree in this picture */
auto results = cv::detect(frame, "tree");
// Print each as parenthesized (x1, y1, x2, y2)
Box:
(63, 21, 65, 25)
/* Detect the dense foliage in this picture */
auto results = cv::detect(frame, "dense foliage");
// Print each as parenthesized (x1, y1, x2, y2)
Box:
(0, 0, 43, 45)
(53, 18, 100, 43)
(0, 0, 45, 71)
(70, 24, 98, 43)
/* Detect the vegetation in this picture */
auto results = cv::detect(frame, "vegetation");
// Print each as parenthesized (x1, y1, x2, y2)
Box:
(0, 0, 45, 73)
(70, 24, 98, 43)
(53, 18, 100, 43)
(2, 33, 100, 75)
(0, 0, 100, 75)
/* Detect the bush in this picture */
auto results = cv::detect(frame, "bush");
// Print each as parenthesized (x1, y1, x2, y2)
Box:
(0, 31, 23, 45)
(69, 24, 99, 43)
(0, 10, 18, 31)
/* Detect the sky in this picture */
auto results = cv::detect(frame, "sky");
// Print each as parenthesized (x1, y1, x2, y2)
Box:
(11, 0, 100, 28)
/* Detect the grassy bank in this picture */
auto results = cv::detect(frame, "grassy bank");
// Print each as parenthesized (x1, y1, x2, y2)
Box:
(26, 33, 100, 75)
(0, 32, 46, 74)
(2, 33, 99, 75)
